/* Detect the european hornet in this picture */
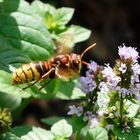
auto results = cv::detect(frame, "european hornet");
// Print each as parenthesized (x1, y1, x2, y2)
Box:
(12, 43, 96, 90)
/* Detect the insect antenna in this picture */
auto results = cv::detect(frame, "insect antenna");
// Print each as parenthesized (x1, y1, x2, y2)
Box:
(81, 43, 96, 67)
(81, 61, 90, 67)
(80, 43, 96, 59)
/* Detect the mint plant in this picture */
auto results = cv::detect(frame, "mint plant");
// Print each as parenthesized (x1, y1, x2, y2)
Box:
(0, 0, 140, 140)
(68, 44, 140, 139)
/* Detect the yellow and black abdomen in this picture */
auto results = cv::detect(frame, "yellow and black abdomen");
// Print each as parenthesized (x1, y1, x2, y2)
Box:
(12, 62, 50, 84)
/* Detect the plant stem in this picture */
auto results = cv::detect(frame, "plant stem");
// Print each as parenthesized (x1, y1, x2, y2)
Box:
(120, 93, 123, 123)
(74, 131, 80, 140)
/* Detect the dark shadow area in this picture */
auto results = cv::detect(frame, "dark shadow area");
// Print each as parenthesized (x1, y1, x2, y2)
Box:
(27, 0, 140, 66)
(59, 0, 140, 65)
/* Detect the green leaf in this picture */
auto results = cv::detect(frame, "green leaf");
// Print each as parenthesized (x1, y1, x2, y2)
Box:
(32, 1, 74, 27)
(113, 126, 139, 140)
(4, 132, 21, 140)
(45, 79, 59, 97)
(0, 47, 31, 72)
(97, 91, 110, 113)
(31, 0, 56, 18)
(42, 116, 86, 134)
(0, 69, 83, 100)
(21, 127, 54, 140)
(12, 126, 54, 140)
(12, 126, 32, 137)
(125, 100, 139, 118)
(0, 70, 23, 110)
(86, 127, 108, 140)
(41, 116, 71, 126)
(51, 119, 72, 138)
(134, 115, 140, 127)
(134, 118, 140, 127)
(55, 79, 85, 100)
(71, 116, 86, 133)
(31, 0, 91, 47)
(31, 1, 57, 30)
(59, 25, 91, 44)
(0, 92, 21, 110)
(132, 127, 140, 139)
(80, 125, 89, 138)
(72, 25, 91, 43)
(0, 70, 34, 99)
(0, 0, 54, 61)
(54, 8, 74, 26)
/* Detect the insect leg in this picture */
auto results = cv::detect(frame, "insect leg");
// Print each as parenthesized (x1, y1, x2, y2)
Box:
(39, 79, 52, 90)
(21, 80, 39, 90)
(41, 68, 55, 79)
(21, 68, 55, 90)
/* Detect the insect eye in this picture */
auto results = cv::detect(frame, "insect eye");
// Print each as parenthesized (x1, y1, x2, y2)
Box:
(73, 60, 80, 69)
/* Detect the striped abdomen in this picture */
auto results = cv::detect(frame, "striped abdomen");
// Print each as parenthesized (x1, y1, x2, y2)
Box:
(12, 62, 51, 84)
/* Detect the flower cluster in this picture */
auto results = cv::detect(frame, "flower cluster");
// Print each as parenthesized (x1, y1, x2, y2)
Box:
(67, 105, 83, 117)
(68, 61, 102, 128)
(100, 44, 140, 99)
(80, 61, 102, 94)
(118, 44, 139, 62)
(68, 105, 99, 128)
(68, 44, 140, 132)
(0, 108, 12, 132)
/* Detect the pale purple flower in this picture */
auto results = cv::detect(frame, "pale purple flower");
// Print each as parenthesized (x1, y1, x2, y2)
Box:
(86, 61, 99, 78)
(116, 86, 121, 91)
(106, 124, 114, 130)
(129, 87, 138, 94)
(107, 76, 121, 89)
(118, 44, 139, 62)
(130, 64, 140, 95)
(79, 61, 102, 93)
(88, 117, 99, 128)
(88, 61, 98, 72)
(80, 77, 97, 93)
(128, 62, 140, 97)
(135, 83, 140, 89)
(129, 86, 140, 98)
(134, 92, 140, 102)
(86, 70, 94, 79)
(131, 63, 140, 83)
(98, 82, 109, 93)
(68, 105, 83, 117)
(102, 64, 116, 78)
(131, 75, 139, 85)
(132, 63, 140, 74)
(102, 64, 121, 89)
(119, 63, 127, 73)
(83, 111, 95, 122)
(119, 88, 130, 98)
